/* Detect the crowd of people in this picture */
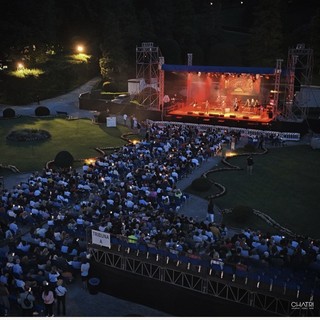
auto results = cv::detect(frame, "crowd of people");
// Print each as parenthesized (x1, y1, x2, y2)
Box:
(0, 122, 319, 315)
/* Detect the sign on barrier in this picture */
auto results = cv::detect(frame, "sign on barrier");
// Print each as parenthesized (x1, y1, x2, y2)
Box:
(92, 230, 111, 248)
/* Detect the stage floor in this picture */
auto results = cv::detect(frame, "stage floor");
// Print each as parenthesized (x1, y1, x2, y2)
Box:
(166, 103, 273, 123)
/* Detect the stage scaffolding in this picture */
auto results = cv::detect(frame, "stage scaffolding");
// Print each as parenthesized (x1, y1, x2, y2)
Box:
(87, 242, 317, 317)
(283, 44, 314, 119)
(135, 42, 163, 110)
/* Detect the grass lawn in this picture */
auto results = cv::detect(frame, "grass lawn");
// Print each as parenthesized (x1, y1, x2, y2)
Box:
(186, 145, 320, 239)
(0, 117, 132, 173)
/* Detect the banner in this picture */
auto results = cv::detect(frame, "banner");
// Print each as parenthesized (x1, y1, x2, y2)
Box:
(91, 230, 111, 248)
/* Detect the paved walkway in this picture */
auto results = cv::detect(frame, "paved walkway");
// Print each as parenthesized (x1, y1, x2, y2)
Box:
(0, 77, 101, 118)
(176, 157, 223, 223)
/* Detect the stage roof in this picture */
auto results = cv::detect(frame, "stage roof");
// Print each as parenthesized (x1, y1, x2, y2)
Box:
(162, 64, 275, 75)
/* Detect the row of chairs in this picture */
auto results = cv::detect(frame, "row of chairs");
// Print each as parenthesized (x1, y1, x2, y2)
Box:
(108, 237, 319, 299)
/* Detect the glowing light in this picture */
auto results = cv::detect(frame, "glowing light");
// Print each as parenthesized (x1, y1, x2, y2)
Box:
(84, 158, 96, 165)
(131, 139, 140, 145)
(77, 45, 84, 53)
(226, 151, 237, 157)
(17, 62, 24, 70)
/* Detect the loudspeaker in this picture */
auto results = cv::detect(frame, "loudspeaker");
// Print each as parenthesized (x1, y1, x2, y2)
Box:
(209, 113, 219, 117)
(198, 112, 205, 115)
(229, 115, 236, 118)
(187, 111, 193, 115)
(219, 114, 224, 118)
(243, 116, 249, 120)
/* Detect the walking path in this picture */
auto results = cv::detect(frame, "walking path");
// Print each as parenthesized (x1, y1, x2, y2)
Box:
(0, 77, 100, 118)
(176, 157, 223, 222)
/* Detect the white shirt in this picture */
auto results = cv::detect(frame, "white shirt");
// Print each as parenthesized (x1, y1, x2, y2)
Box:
(81, 262, 90, 276)
(55, 285, 67, 297)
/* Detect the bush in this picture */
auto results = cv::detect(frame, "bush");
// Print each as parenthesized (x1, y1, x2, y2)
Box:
(6, 129, 51, 142)
(191, 177, 212, 192)
(54, 150, 74, 168)
(232, 205, 253, 224)
(97, 110, 111, 123)
(3, 108, 15, 118)
(243, 143, 256, 153)
(35, 106, 50, 116)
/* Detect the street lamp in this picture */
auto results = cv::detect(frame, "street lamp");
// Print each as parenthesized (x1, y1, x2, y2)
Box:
(17, 62, 24, 70)
(77, 45, 84, 53)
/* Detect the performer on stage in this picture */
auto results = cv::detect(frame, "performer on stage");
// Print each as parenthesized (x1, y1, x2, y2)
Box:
(233, 98, 239, 111)
(205, 100, 209, 113)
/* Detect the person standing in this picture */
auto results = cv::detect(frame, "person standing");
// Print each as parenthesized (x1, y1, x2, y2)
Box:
(55, 279, 67, 316)
(258, 134, 264, 150)
(130, 115, 134, 129)
(0, 282, 10, 316)
(80, 258, 90, 290)
(18, 286, 35, 316)
(123, 113, 128, 126)
(207, 198, 215, 223)
(247, 154, 254, 175)
(42, 285, 55, 317)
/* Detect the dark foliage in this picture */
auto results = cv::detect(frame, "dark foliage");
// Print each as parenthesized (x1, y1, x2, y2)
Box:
(6, 129, 51, 142)
(2, 108, 15, 118)
(54, 150, 74, 168)
(35, 106, 50, 116)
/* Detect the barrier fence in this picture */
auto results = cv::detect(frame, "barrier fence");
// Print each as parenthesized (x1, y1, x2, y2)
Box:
(146, 120, 301, 141)
(86, 228, 319, 317)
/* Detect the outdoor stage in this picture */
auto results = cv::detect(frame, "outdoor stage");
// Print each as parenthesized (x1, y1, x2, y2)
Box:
(161, 64, 277, 125)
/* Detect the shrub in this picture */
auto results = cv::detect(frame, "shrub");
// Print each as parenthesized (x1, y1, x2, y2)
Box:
(6, 129, 51, 142)
(191, 177, 212, 192)
(3, 108, 16, 118)
(97, 110, 111, 123)
(243, 143, 256, 153)
(35, 106, 50, 116)
(232, 205, 253, 224)
(54, 151, 74, 168)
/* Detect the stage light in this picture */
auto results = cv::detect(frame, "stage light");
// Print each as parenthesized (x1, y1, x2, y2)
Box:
(198, 72, 201, 77)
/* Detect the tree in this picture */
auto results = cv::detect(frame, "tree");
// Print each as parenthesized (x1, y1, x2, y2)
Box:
(310, 8, 320, 75)
(247, 0, 284, 67)
(99, 54, 112, 81)
(54, 151, 74, 168)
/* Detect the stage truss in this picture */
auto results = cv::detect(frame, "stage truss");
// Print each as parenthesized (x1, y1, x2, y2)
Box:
(283, 43, 314, 119)
(135, 42, 163, 110)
